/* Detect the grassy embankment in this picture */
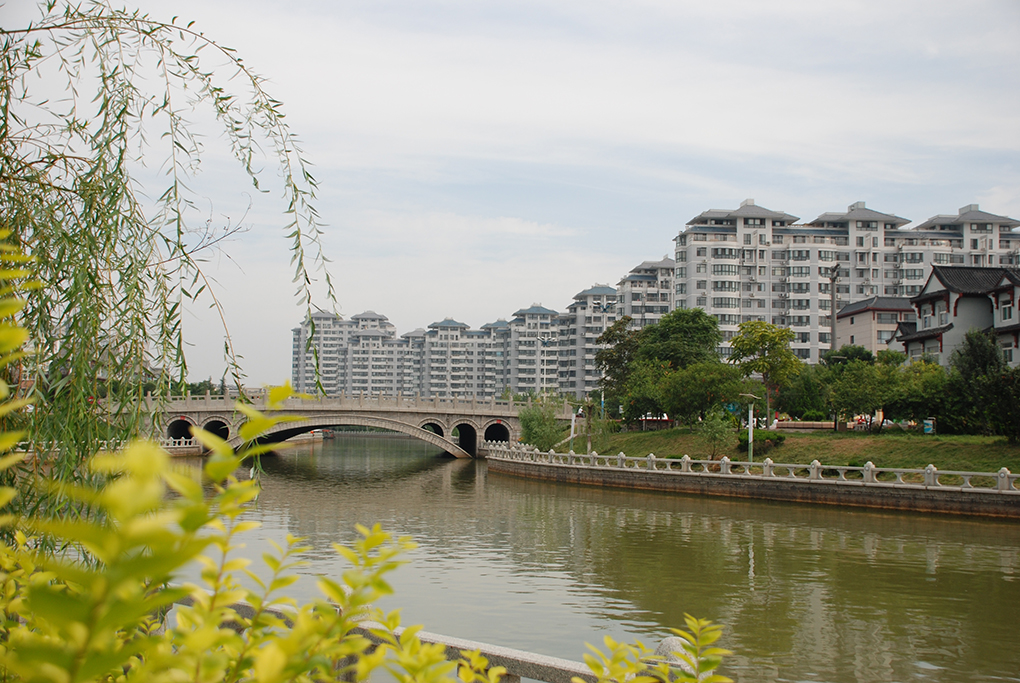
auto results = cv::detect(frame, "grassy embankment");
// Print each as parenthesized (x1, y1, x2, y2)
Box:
(600, 427, 1020, 473)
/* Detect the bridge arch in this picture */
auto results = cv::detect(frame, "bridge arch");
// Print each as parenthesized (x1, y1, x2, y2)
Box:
(451, 419, 479, 457)
(420, 420, 445, 438)
(166, 417, 196, 440)
(202, 418, 230, 441)
(483, 421, 511, 442)
(226, 415, 472, 458)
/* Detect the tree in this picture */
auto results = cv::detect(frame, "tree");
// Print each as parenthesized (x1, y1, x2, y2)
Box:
(990, 366, 1020, 444)
(595, 316, 639, 404)
(821, 344, 875, 367)
(698, 408, 733, 460)
(659, 360, 743, 427)
(518, 400, 566, 451)
(944, 329, 1005, 434)
(634, 308, 722, 369)
(884, 357, 947, 424)
(876, 349, 907, 366)
(2, 2, 334, 474)
(620, 359, 669, 423)
(777, 363, 830, 419)
(727, 321, 801, 420)
(1, 1, 338, 527)
(828, 360, 884, 426)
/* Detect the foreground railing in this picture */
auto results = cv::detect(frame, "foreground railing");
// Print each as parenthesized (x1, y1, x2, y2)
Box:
(484, 442, 1020, 494)
(166, 595, 687, 683)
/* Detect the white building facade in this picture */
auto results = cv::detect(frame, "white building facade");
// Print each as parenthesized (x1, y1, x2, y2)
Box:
(674, 200, 1019, 362)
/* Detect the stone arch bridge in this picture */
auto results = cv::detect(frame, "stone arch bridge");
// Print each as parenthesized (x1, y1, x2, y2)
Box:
(153, 394, 568, 458)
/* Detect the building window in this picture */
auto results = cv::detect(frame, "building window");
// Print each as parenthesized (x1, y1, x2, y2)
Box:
(696, 247, 707, 256)
(1004, 305, 1014, 322)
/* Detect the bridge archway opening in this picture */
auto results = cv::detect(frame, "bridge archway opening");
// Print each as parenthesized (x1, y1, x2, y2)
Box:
(421, 423, 444, 438)
(203, 419, 230, 441)
(167, 419, 193, 440)
(484, 423, 510, 442)
(454, 423, 477, 457)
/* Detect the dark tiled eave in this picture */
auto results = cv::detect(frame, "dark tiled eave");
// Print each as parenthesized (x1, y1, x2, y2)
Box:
(897, 323, 953, 344)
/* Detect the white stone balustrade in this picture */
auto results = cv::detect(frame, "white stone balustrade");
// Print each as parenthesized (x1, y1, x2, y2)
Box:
(482, 442, 1020, 495)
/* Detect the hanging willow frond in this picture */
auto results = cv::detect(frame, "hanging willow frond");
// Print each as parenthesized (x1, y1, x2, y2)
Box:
(0, 1, 336, 480)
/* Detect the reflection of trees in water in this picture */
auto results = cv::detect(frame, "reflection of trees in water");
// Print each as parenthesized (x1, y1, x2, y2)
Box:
(483, 476, 1020, 682)
(242, 437, 1020, 682)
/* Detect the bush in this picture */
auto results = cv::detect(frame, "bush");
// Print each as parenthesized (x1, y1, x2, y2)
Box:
(519, 401, 567, 451)
(737, 429, 785, 454)
(801, 410, 828, 422)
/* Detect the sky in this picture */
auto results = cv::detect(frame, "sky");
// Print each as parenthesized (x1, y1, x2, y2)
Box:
(11, 0, 1020, 385)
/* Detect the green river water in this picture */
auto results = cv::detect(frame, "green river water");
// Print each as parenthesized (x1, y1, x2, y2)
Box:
(219, 434, 1020, 683)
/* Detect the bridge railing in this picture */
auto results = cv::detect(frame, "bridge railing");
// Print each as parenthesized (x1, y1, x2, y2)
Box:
(486, 443, 1020, 494)
(158, 393, 572, 418)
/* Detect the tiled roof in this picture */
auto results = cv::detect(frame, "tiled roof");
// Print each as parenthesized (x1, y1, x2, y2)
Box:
(929, 266, 1017, 294)
(428, 318, 469, 329)
(807, 202, 909, 227)
(513, 305, 558, 316)
(631, 257, 675, 271)
(913, 204, 1019, 230)
(897, 323, 953, 343)
(687, 201, 798, 225)
(352, 310, 388, 320)
(575, 285, 617, 298)
(836, 296, 915, 318)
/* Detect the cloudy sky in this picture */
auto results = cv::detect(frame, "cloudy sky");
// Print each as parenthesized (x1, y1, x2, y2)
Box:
(15, 0, 1020, 385)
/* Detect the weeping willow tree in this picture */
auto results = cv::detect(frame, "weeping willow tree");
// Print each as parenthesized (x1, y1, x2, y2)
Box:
(0, 2, 335, 483)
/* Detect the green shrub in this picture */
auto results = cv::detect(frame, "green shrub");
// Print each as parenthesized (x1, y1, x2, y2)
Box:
(801, 410, 828, 422)
(737, 429, 786, 454)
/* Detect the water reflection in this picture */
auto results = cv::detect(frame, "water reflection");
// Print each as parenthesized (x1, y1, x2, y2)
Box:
(229, 435, 1020, 683)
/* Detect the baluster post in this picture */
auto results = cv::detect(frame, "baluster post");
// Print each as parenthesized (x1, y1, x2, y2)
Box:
(763, 457, 774, 477)
(998, 468, 1013, 491)
(646, 453, 656, 471)
(863, 461, 876, 484)
(680, 454, 691, 473)
(809, 460, 822, 480)
(720, 456, 731, 475)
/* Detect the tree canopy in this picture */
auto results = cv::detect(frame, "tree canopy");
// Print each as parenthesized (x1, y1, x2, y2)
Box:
(727, 321, 800, 419)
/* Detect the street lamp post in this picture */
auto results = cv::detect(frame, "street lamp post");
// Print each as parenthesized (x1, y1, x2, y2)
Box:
(739, 393, 762, 463)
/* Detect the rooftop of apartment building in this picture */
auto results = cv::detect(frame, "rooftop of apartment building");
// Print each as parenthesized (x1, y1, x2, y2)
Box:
(679, 200, 1019, 235)
(514, 304, 559, 317)
(575, 284, 618, 297)
(687, 199, 799, 225)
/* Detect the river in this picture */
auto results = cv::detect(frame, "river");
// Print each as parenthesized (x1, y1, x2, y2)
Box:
(219, 434, 1020, 683)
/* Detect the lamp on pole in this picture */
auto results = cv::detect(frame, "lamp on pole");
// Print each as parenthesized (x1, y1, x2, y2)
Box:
(739, 393, 762, 463)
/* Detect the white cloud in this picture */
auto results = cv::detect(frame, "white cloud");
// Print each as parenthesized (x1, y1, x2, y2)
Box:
(14, 0, 1020, 383)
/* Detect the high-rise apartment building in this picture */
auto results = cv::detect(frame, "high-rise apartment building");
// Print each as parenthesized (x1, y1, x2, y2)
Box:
(556, 285, 619, 397)
(674, 200, 1020, 361)
(617, 257, 675, 328)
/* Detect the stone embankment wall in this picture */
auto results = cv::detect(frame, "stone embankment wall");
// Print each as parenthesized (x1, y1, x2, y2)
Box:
(484, 444, 1020, 519)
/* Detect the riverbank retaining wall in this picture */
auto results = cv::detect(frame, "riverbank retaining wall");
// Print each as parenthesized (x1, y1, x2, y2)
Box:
(485, 445, 1020, 518)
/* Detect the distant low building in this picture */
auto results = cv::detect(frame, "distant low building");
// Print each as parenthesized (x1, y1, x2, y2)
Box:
(893, 266, 1020, 367)
(834, 297, 916, 354)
